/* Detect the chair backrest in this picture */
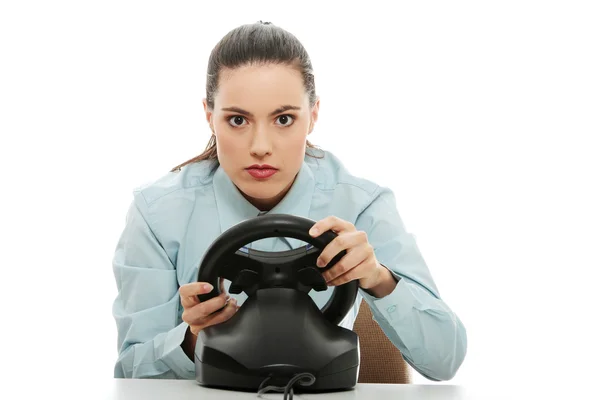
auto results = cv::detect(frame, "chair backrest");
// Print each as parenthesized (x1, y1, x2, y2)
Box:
(352, 299, 411, 384)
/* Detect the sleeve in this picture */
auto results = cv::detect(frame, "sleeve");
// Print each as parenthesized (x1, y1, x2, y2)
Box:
(111, 194, 195, 379)
(354, 187, 468, 381)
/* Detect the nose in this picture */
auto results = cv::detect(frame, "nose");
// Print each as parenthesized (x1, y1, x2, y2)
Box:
(249, 128, 273, 158)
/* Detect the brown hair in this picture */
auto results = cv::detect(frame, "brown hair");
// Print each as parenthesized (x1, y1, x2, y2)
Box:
(171, 21, 322, 172)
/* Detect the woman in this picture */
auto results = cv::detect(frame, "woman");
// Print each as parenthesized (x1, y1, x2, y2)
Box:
(112, 21, 467, 382)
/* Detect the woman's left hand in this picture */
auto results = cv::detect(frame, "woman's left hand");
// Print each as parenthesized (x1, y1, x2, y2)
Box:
(309, 216, 384, 289)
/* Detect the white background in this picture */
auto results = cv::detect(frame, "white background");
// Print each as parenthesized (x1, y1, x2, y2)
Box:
(1, 1, 599, 398)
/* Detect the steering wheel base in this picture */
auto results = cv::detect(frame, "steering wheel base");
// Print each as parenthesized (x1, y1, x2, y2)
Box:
(195, 287, 359, 392)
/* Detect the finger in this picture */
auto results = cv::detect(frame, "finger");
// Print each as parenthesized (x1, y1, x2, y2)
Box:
(182, 292, 229, 325)
(179, 282, 213, 297)
(309, 215, 355, 237)
(180, 293, 199, 309)
(203, 298, 238, 327)
(191, 298, 238, 334)
(179, 282, 214, 308)
(184, 292, 229, 325)
(328, 255, 374, 287)
(179, 282, 214, 297)
(323, 243, 371, 283)
(316, 231, 368, 268)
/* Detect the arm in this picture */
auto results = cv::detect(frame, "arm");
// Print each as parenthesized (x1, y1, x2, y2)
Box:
(355, 187, 467, 381)
(112, 195, 195, 379)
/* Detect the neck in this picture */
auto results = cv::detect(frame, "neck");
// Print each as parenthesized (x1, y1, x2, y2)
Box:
(240, 176, 296, 212)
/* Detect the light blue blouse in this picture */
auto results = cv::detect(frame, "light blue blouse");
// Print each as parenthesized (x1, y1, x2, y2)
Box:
(111, 149, 467, 381)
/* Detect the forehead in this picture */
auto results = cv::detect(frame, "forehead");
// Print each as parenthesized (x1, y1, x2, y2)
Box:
(215, 63, 307, 110)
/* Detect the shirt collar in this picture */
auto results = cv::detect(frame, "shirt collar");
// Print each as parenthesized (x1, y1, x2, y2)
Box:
(213, 161, 315, 250)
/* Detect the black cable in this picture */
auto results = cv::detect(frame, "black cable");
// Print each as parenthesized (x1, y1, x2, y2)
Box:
(257, 372, 316, 400)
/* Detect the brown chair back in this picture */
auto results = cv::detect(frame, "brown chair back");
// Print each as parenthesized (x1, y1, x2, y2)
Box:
(352, 299, 411, 383)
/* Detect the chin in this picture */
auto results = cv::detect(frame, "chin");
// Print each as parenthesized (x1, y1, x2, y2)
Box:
(239, 183, 283, 200)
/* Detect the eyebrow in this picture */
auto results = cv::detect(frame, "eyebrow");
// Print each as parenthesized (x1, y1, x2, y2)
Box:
(221, 105, 301, 117)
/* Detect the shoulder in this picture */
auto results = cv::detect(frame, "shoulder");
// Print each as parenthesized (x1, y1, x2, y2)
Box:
(306, 149, 403, 234)
(130, 159, 217, 212)
(305, 148, 386, 203)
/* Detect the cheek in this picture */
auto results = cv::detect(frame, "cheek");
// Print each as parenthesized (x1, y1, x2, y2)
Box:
(290, 133, 308, 151)
(280, 134, 308, 164)
(215, 131, 244, 156)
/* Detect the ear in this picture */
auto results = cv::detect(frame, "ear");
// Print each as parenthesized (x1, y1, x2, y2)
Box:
(203, 98, 215, 135)
(308, 97, 320, 135)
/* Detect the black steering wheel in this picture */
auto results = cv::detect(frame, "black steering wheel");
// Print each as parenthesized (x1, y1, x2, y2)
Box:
(196, 214, 359, 326)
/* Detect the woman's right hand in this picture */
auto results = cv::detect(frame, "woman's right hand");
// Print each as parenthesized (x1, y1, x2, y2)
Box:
(179, 278, 238, 336)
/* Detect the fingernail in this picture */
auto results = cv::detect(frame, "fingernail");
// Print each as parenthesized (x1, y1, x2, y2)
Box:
(309, 227, 318, 236)
(203, 283, 213, 291)
(316, 258, 324, 267)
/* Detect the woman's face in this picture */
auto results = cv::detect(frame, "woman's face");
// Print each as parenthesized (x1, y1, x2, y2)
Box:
(203, 63, 319, 211)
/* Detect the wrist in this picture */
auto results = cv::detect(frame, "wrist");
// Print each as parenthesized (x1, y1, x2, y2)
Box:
(361, 264, 398, 298)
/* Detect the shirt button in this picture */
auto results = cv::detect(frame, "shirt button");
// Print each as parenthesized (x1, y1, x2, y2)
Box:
(386, 305, 399, 322)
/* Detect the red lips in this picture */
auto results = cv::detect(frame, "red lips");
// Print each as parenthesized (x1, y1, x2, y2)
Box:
(246, 164, 278, 179)
(247, 164, 276, 169)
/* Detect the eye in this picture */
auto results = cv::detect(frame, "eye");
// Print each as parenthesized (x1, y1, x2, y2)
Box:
(275, 114, 295, 127)
(228, 115, 248, 127)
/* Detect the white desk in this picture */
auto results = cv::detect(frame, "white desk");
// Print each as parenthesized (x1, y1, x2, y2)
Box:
(99, 379, 469, 399)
